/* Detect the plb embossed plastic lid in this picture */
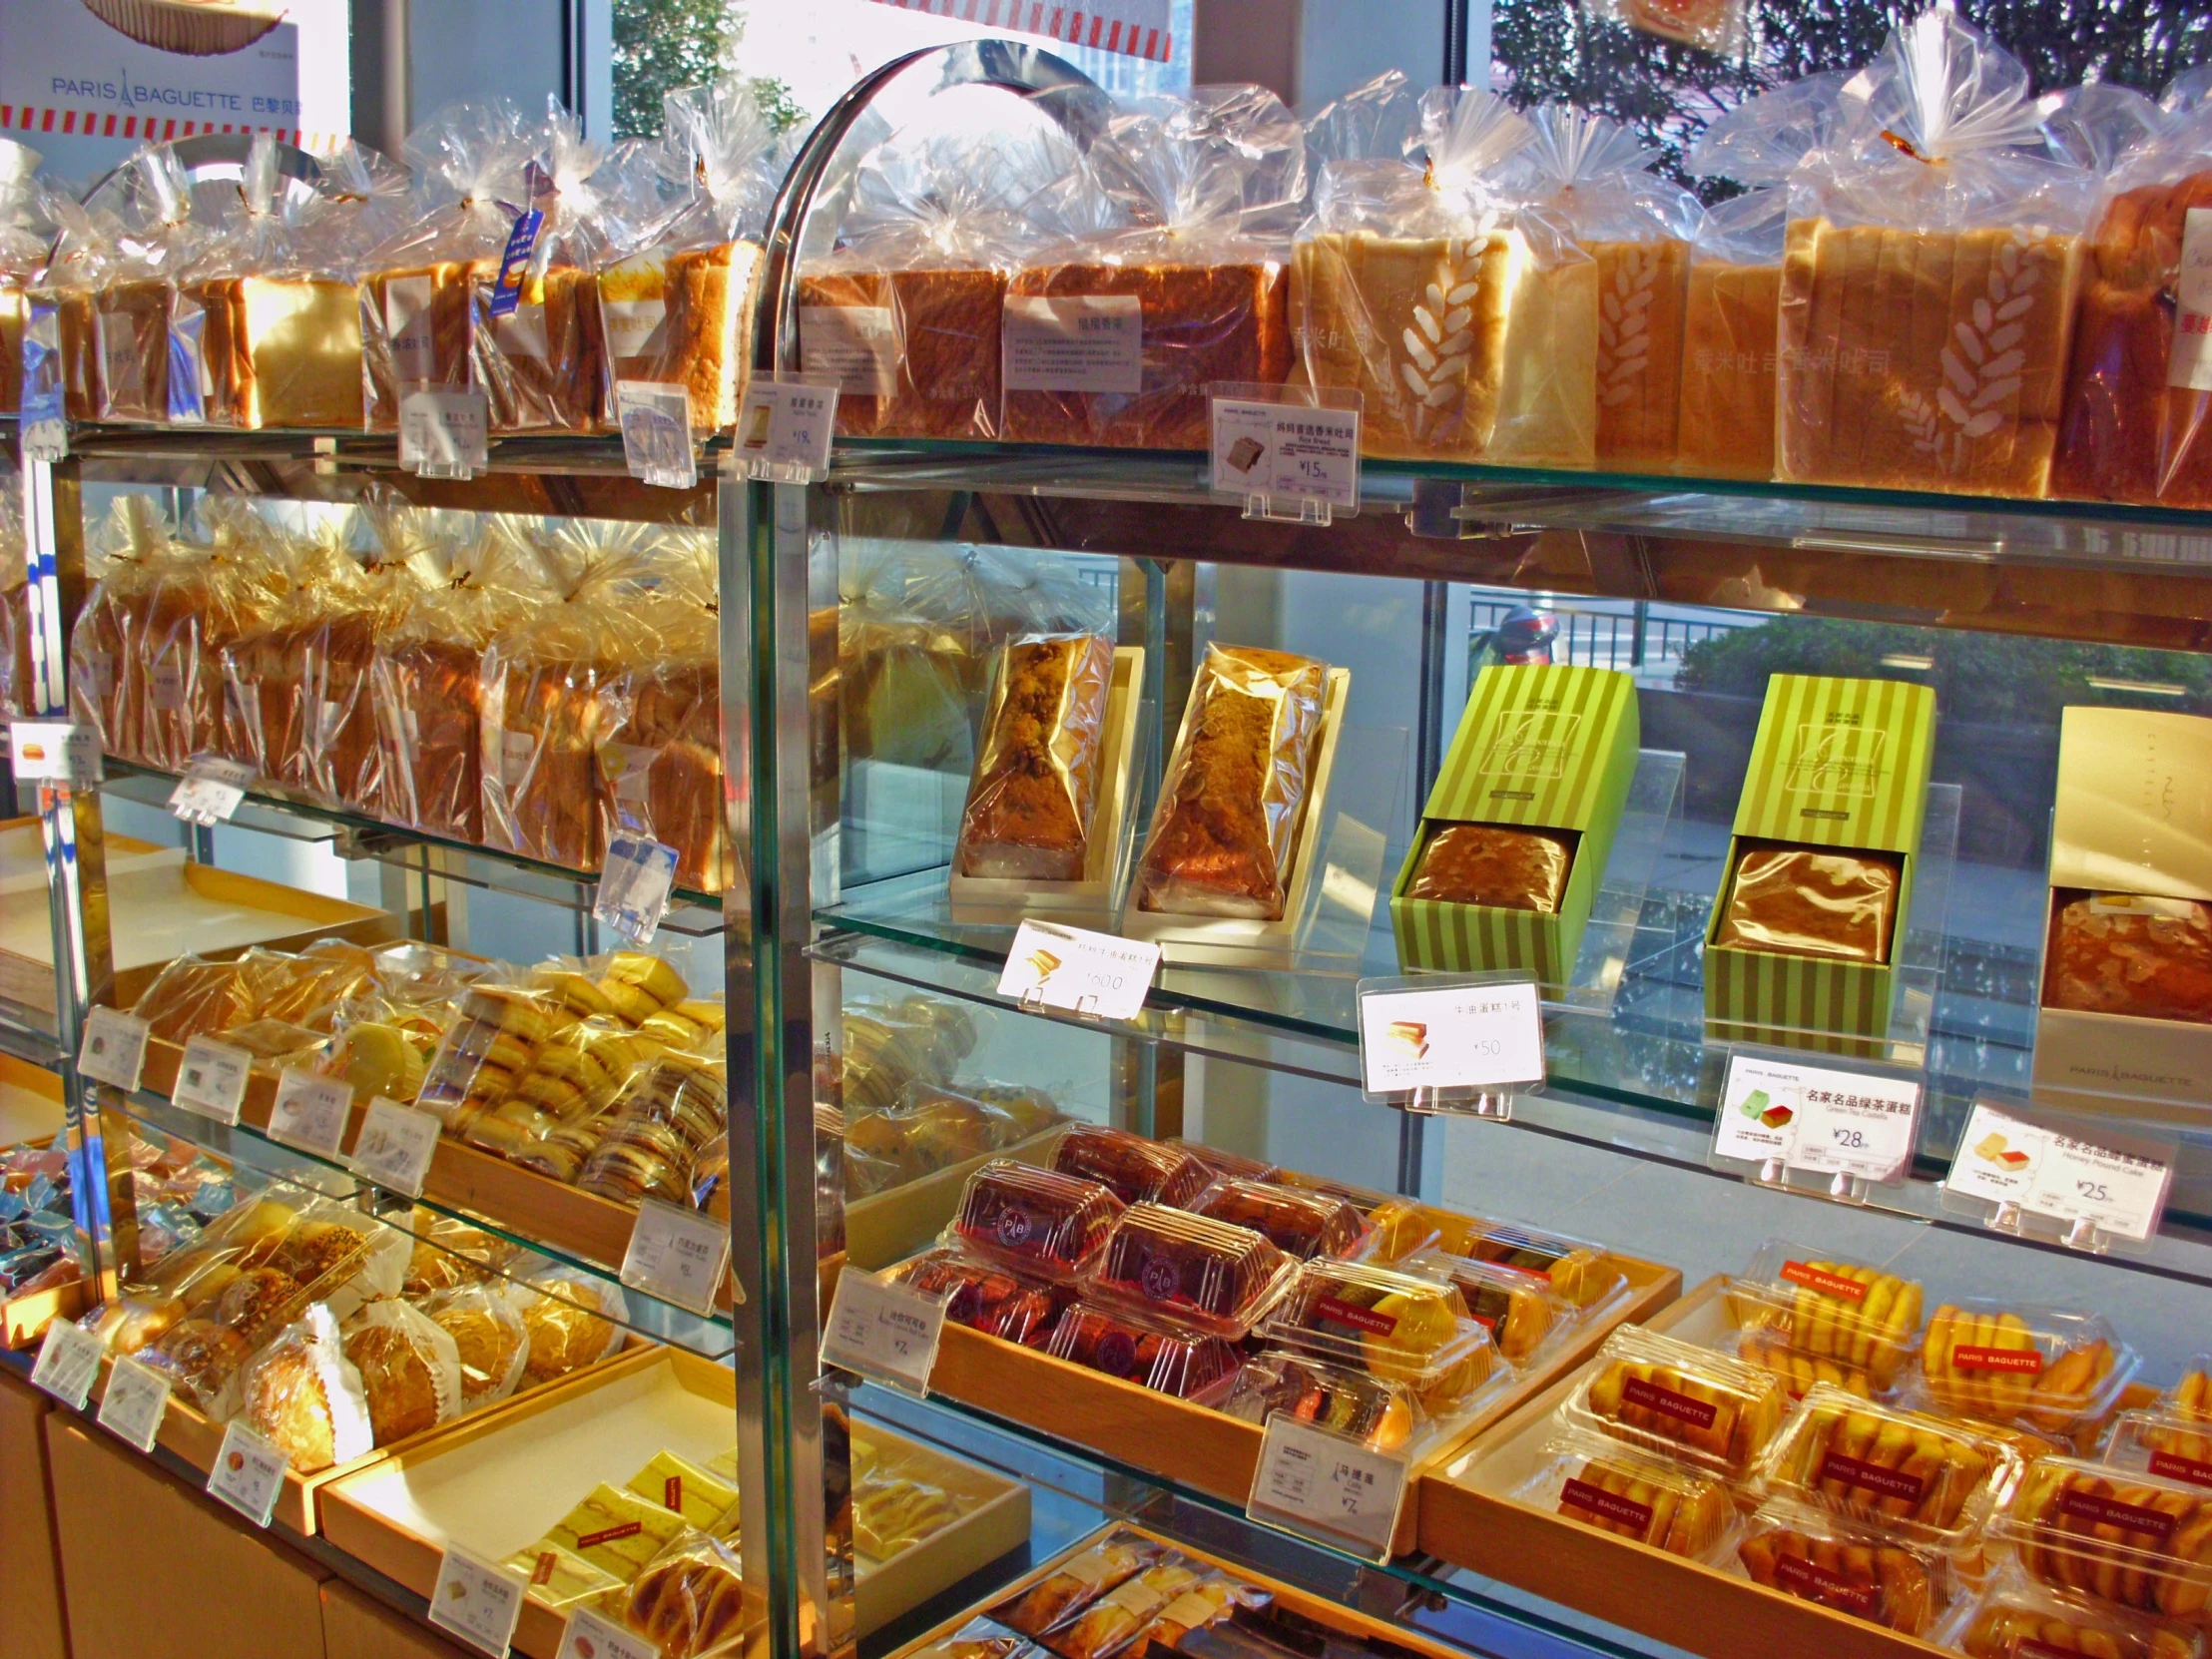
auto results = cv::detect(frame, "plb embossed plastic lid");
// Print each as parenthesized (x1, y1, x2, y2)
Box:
(1052, 1125, 1214, 1209)
(1919, 1301, 2138, 1436)
(1090, 1204, 1297, 1338)
(1517, 1428, 1738, 1561)
(1993, 1454, 2212, 1623)
(1044, 1300, 1241, 1399)
(949, 1161, 1123, 1281)
(1190, 1177, 1370, 1262)
(1398, 1248, 1575, 1369)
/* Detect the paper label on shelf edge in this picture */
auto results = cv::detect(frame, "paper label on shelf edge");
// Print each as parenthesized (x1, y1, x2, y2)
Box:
(1357, 981, 1545, 1098)
(349, 1096, 441, 1199)
(428, 1545, 527, 1657)
(206, 1418, 288, 1527)
(736, 377, 838, 479)
(1211, 397, 1361, 512)
(800, 304, 897, 400)
(78, 1006, 150, 1093)
(31, 1318, 103, 1409)
(1714, 1053, 1921, 1184)
(615, 379, 698, 490)
(1944, 1102, 2171, 1244)
(173, 1035, 252, 1125)
(168, 754, 256, 827)
(557, 1606, 657, 1659)
(9, 720, 102, 785)
(821, 1268, 946, 1394)
(996, 919, 1159, 1023)
(1002, 294, 1143, 395)
(399, 388, 492, 479)
(621, 1197, 730, 1317)
(1248, 1413, 1408, 1561)
(267, 1067, 352, 1160)
(2173, 209, 2212, 392)
(594, 833, 681, 946)
(97, 1354, 172, 1453)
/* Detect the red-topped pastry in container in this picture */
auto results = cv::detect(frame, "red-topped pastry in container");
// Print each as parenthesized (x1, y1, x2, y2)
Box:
(1091, 1204, 1296, 1338)
(890, 1247, 1075, 1348)
(1052, 1125, 1213, 1209)
(1190, 1178, 1369, 1262)
(949, 1161, 1122, 1280)
(1044, 1302, 1241, 1399)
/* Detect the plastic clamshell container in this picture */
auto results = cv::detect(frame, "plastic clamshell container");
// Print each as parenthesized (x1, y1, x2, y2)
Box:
(1753, 1382, 2021, 1550)
(1734, 1325, 1883, 1402)
(1043, 1301, 1241, 1399)
(1738, 1504, 1954, 1635)
(1724, 1240, 1926, 1392)
(1090, 1203, 1297, 1338)
(1052, 1125, 1213, 1208)
(889, 1246, 1075, 1348)
(1996, 1456, 2212, 1624)
(1399, 1247, 1575, 1369)
(1368, 1204, 1627, 1312)
(2107, 1411, 2212, 1492)
(2167, 1362, 2212, 1422)
(1937, 1576, 2206, 1659)
(1921, 1303, 2140, 1437)
(1260, 1258, 1499, 1415)
(949, 1161, 1124, 1281)
(1189, 1178, 1370, 1262)
(1516, 1428, 1740, 1562)
(1566, 1325, 1788, 1477)
(1164, 1139, 1277, 1182)
(1218, 1349, 1422, 1455)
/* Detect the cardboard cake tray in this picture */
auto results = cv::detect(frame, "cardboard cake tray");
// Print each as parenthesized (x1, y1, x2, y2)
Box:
(321, 1346, 1029, 1658)
(843, 1124, 1070, 1274)
(947, 646, 1147, 928)
(871, 1246, 1681, 1558)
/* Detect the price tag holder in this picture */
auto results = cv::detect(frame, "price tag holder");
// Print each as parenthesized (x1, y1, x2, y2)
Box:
(97, 1354, 172, 1453)
(398, 389, 491, 481)
(349, 1096, 441, 1199)
(267, 1068, 352, 1160)
(1711, 1050, 1925, 1200)
(167, 754, 256, 827)
(734, 375, 839, 483)
(9, 721, 103, 786)
(557, 1606, 657, 1659)
(173, 1035, 252, 1125)
(615, 380, 698, 490)
(995, 919, 1160, 1024)
(429, 1545, 527, 1657)
(1248, 1414, 1408, 1562)
(1942, 1102, 2175, 1255)
(78, 1006, 150, 1092)
(1210, 388, 1361, 524)
(821, 1268, 948, 1395)
(31, 1319, 104, 1410)
(593, 833, 680, 946)
(621, 1197, 731, 1317)
(1355, 974, 1544, 1120)
(206, 1418, 288, 1527)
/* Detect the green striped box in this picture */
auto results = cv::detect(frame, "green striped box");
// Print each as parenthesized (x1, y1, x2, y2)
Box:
(1703, 674, 1936, 1056)
(1390, 665, 1640, 984)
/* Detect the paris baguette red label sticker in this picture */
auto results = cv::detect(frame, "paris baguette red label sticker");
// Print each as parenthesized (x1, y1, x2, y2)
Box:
(1560, 1477, 1654, 1534)
(1818, 1452, 1928, 1504)
(1774, 1553, 1878, 1617)
(532, 1553, 558, 1587)
(1621, 1375, 1718, 1430)
(1781, 1261, 1868, 1302)
(1316, 1297, 1397, 1337)
(575, 1522, 644, 1549)
(1953, 1345, 2044, 1375)
(2056, 1487, 2177, 1538)
(2148, 1450, 2212, 1489)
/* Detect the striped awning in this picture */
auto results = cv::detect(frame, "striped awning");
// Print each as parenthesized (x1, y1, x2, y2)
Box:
(864, 0, 1173, 62)
(0, 105, 338, 148)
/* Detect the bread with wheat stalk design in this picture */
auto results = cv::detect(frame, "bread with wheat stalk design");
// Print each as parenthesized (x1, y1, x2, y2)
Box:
(1591, 238, 1690, 469)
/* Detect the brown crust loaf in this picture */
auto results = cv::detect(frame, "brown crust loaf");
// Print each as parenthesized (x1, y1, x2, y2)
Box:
(1714, 845, 1902, 965)
(956, 633, 1114, 882)
(2045, 894, 2212, 1024)
(1408, 823, 1574, 912)
(1677, 259, 1781, 481)
(801, 268, 1006, 439)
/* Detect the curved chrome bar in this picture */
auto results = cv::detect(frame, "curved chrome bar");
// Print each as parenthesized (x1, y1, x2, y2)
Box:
(79, 133, 361, 217)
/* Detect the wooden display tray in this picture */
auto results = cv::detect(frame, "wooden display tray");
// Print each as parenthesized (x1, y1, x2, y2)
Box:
(894, 1247, 1680, 1557)
(843, 1125, 1069, 1274)
(946, 646, 1146, 928)
(321, 1346, 1028, 1658)
(1118, 666, 1352, 968)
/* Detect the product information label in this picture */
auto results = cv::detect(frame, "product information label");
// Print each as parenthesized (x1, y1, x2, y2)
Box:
(594, 833, 681, 946)
(168, 754, 255, 827)
(1944, 1103, 2171, 1245)
(622, 1198, 730, 1317)
(1817, 1451, 1927, 1504)
(615, 380, 697, 490)
(350, 1097, 441, 1199)
(207, 1418, 288, 1527)
(78, 1006, 150, 1093)
(2173, 208, 2212, 392)
(1002, 295, 1143, 394)
(173, 1036, 252, 1125)
(996, 920, 1160, 1023)
(1773, 1553, 1877, 1617)
(822, 1269, 947, 1395)
(1249, 1414, 1408, 1561)
(800, 304, 897, 399)
(399, 388, 491, 480)
(1211, 398, 1361, 512)
(1357, 980, 1545, 1099)
(98, 1354, 172, 1453)
(601, 297, 668, 360)
(31, 1318, 103, 1409)
(489, 206, 545, 320)
(385, 276, 437, 386)
(2149, 1450, 2212, 1488)
(1714, 1053, 1922, 1185)
(267, 1067, 351, 1160)
(735, 377, 838, 481)
(1620, 1375, 1718, 1430)
(557, 1606, 658, 1659)
(1560, 1477, 1654, 1534)
(429, 1546, 527, 1657)
(10, 721, 102, 786)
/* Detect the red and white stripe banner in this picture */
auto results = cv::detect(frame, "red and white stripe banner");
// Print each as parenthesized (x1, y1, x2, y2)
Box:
(0, 105, 335, 149)
(864, 0, 1173, 62)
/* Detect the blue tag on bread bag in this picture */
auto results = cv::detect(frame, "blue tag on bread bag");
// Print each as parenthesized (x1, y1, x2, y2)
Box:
(489, 162, 553, 318)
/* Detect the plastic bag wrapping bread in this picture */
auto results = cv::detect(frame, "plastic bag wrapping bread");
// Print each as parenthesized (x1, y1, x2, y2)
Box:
(1778, 10, 2095, 498)
(591, 528, 733, 892)
(0, 147, 49, 416)
(1510, 107, 1704, 474)
(361, 99, 538, 432)
(954, 631, 1116, 882)
(514, 1267, 627, 1385)
(220, 515, 366, 792)
(420, 1283, 530, 1410)
(1133, 642, 1329, 920)
(91, 146, 208, 423)
(1296, 76, 1595, 466)
(30, 190, 128, 421)
(243, 1304, 377, 1471)
(0, 468, 30, 726)
(69, 494, 171, 760)
(595, 78, 779, 431)
(1000, 85, 1303, 450)
(297, 500, 430, 813)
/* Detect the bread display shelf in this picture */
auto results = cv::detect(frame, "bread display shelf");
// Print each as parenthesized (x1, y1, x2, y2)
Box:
(896, 1249, 1680, 1557)
(947, 647, 1147, 928)
(843, 1125, 1069, 1274)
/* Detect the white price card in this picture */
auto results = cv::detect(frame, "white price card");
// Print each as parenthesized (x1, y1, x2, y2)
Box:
(30, 1318, 104, 1410)
(557, 1604, 659, 1659)
(97, 1354, 172, 1453)
(1713, 1053, 1924, 1186)
(8, 720, 102, 786)
(429, 1545, 527, 1657)
(821, 1268, 947, 1394)
(1211, 397, 1361, 513)
(1248, 1414, 1408, 1561)
(173, 1035, 252, 1125)
(621, 1197, 731, 1317)
(593, 833, 680, 946)
(399, 388, 492, 479)
(1357, 980, 1545, 1100)
(349, 1096, 441, 1199)
(995, 919, 1160, 1023)
(168, 754, 255, 827)
(615, 380, 698, 490)
(206, 1418, 288, 1527)
(1945, 1103, 2173, 1247)
(78, 1006, 150, 1092)
(267, 1067, 352, 1160)
(735, 376, 838, 481)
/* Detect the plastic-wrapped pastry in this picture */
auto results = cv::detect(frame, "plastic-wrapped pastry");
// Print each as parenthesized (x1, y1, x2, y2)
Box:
(342, 1299, 463, 1445)
(1406, 824, 1574, 912)
(1051, 1560, 1206, 1659)
(541, 1482, 691, 1579)
(1220, 1351, 1417, 1453)
(1052, 1126, 1212, 1210)
(1738, 1512, 1944, 1633)
(132, 956, 254, 1044)
(951, 1162, 1123, 1280)
(1167, 1141, 1278, 1183)
(1736, 1329, 1879, 1402)
(997, 1534, 1160, 1635)
(515, 1271, 626, 1384)
(1520, 1431, 1736, 1558)
(956, 633, 1116, 882)
(422, 1284, 529, 1409)
(627, 1450, 738, 1533)
(1723, 1242, 1924, 1393)
(1134, 645, 1329, 920)
(1093, 1205, 1296, 1338)
(2045, 895, 2212, 1025)
(1263, 1259, 1495, 1413)
(1571, 1326, 1786, 1476)
(907, 1617, 1033, 1659)
(1190, 1179, 1368, 1263)
(1045, 1302, 1240, 1399)
(845, 1086, 1022, 1193)
(1922, 1303, 2135, 1436)
(242, 1306, 376, 1473)
(416, 984, 560, 1133)
(1712, 846, 1903, 965)
(1947, 1578, 2204, 1659)
(1756, 1385, 2015, 1546)
(577, 1052, 727, 1207)
(625, 1531, 756, 1659)
(891, 1249, 1075, 1349)
(1999, 1457, 2212, 1621)
(1399, 1249, 1567, 1366)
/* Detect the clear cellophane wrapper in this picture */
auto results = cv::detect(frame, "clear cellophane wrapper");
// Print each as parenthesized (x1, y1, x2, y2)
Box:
(624, 1527, 756, 1658)
(954, 630, 1115, 882)
(1134, 642, 1327, 920)
(420, 1282, 531, 1410)
(592, 528, 732, 891)
(299, 502, 431, 813)
(835, 992, 977, 1116)
(70, 491, 169, 762)
(1778, 11, 2096, 498)
(0, 152, 45, 416)
(220, 516, 369, 792)
(1296, 77, 1594, 467)
(243, 1303, 378, 1472)
(340, 1295, 465, 1447)
(1000, 86, 1302, 451)
(92, 147, 208, 424)
(594, 79, 778, 430)
(576, 1051, 728, 1208)
(34, 189, 128, 421)
(0, 465, 29, 723)
(1938, 1570, 2205, 1659)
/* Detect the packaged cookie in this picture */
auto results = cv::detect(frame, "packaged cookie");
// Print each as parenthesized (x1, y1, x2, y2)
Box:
(1191, 1178, 1368, 1262)
(1517, 1429, 1739, 1560)
(576, 1051, 727, 1207)
(889, 1248, 1076, 1349)
(1093, 1204, 1297, 1338)
(1044, 1302, 1241, 1400)
(1754, 1384, 2019, 1548)
(1047, 1559, 1208, 1659)
(1398, 1248, 1571, 1366)
(1996, 1456, 2212, 1623)
(955, 632, 1116, 883)
(1920, 1303, 2137, 1437)
(2102, 1410, 2212, 1490)
(844, 1086, 1022, 1193)
(1739, 1505, 1950, 1633)
(514, 1268, 626, 1384)
(1941, 1575, 2204, 1659)
(1261, 1257, 1496, 1413)
(415, 983, 560, 1133)
(1723, 1240, 1926, 1393)
(1568, 1325, 1787, 1476)
(1051, 1125, 1212, 1209)
(1219, 1351, 1418, 1453)
(950, 1161, 1122, 1281)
